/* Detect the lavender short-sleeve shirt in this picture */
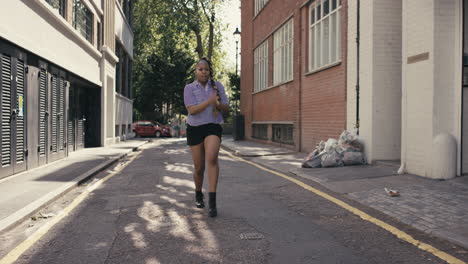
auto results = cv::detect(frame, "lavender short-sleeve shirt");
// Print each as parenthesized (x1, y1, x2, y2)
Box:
(184, 80, 229, 126)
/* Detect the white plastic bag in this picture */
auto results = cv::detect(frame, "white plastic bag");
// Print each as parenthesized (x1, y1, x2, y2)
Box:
(338, 130, 358, 145)
(302, 152, 324, 168)
(321, 151, 344, 168)
(342, 152, 366, 166)
(324, 138, 338, 153)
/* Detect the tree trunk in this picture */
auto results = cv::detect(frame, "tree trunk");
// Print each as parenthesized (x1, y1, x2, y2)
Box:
(207, 13, 214, 61)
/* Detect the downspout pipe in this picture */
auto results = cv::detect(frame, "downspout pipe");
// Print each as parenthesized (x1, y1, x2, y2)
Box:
(356, 0, 360, 135)
(298, 9, 303, 152)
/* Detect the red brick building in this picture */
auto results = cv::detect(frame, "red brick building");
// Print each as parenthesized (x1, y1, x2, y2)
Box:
(240, 0, 347, 152)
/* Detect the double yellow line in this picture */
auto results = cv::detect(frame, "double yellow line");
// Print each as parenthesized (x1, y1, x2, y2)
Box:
(221, 149, 466, 264)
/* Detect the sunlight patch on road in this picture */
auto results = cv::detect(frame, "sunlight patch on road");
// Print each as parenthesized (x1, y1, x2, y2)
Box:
(138, 201, 165, 232)
(160, 195, 189, 209)
(124, 223, 148, 249)
(146, 257, 161, 264)
(164, 149, 189, 155)
(167, 209, 196, 241)
(162, 176, 193, 189)
(184, 220, 220, 262)
(164, 163, 192, 174)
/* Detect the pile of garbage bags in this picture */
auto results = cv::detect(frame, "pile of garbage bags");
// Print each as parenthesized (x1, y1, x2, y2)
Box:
(302, 130, 366, 168)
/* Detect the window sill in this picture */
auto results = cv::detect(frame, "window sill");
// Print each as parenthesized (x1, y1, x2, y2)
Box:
(252, 79, 294, 95)
(116, 92, 134, 103)
(305, 61, 342, 76)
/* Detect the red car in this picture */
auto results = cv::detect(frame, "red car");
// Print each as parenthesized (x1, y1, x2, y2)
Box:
(132, 121, 172, 138)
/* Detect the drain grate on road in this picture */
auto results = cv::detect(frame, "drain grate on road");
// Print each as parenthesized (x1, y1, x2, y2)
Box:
(239, 232, 264, 240)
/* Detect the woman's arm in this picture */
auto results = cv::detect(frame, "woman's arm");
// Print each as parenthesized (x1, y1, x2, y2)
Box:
(187, 93, 218, 115)
(216, 102, 230, 113)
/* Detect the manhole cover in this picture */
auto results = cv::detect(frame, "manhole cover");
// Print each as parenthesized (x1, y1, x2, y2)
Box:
(239, 232, 264, 240)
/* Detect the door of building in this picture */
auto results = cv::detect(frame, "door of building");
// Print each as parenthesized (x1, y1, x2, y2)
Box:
(0, 45, 27, 179)
(26, 63, 49, 169)
(47, 68, 68, 162)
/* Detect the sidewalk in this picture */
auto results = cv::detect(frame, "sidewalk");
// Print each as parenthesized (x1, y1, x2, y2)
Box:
(222, 137, 468, 249)
(0, 139, 148, 234)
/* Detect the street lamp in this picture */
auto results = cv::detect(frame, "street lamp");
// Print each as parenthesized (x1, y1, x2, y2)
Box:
(232, 27, 244, 141)
(233, 27, 241, 75)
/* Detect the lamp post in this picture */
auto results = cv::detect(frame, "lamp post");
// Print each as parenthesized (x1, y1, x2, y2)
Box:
(233, 27, 241, 76)
(233, 27, 241, 114)
(232, 27, 244, 140)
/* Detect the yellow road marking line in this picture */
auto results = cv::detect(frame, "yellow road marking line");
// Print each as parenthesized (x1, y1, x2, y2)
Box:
(221, 149, 466, 264)
(0, 151, 141, 264)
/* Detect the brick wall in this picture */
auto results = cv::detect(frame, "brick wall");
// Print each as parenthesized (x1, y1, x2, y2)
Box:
(241, 0, 348, 152)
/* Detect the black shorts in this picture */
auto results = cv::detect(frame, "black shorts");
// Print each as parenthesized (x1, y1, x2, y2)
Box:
(186, 123, 223, 146)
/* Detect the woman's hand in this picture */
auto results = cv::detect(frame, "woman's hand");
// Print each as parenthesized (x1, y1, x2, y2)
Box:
(208, 92, 220, 105)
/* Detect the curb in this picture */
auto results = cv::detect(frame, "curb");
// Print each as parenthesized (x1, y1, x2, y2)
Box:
(0, 141, 147, 235)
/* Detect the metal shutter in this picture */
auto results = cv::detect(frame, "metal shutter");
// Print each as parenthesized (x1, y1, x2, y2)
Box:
(15, 59, 25, 163)
(39, 69, 46, 156)
(1, 54, 11, 167)
(51, 75, 57, 153)
(67, 85, 74, 152)
(58, 78, 65, 151)
(77, 119, 84, 146)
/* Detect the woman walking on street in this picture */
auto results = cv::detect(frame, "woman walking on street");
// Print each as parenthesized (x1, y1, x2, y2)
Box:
(184, 57, 229, 217)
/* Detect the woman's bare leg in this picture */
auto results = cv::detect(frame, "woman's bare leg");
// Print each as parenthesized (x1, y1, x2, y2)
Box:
(190, 143, 205, 191)
(204, 135, 221, 192)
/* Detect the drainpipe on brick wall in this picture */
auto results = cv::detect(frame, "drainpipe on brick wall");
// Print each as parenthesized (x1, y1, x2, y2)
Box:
(356, 0, 360, 135)
(298, 10, 303, 152)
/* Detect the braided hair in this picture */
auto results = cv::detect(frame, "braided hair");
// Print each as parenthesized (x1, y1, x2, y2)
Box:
(196, 57, 220, 116)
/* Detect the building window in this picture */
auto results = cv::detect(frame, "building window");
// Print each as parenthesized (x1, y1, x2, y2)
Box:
(273, 19, 293, 85)
(97, 21, 102, 49)
(46, 0, 66, 17)
(252, 124, 268, 140)
(254, 41, 268, 92)
(272, 124, 294, 144)
(115, 41, 132, 98)
(73, 0, 94, 43)
(255, 0, 270, 16)
(309, 0, 341, 72)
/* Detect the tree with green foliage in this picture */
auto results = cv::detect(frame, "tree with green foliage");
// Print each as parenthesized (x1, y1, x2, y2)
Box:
(228, 72, 240, 114)
(132, 0, 228, 122)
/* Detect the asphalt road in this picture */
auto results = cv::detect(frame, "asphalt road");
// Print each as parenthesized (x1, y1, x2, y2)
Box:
(4, 138, 466, 264)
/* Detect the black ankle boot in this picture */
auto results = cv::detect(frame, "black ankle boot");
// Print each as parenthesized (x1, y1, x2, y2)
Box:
(209, 192, 217, 217)
(195, 191, 204, 208)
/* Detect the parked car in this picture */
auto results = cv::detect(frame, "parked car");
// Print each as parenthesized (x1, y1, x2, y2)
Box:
(132, 121, 172, 138)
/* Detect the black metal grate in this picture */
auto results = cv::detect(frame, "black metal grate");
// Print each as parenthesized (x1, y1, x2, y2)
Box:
(77, 120, 84, 145)
(272, 124, 294, 145)
(1, 54, 11, 167)
(16, 60, 25, 163)
(51, 75, 57, 153)
(39, 69, 47, 156)
(58, 79, 65, 151)
(252, 124, 268, 140)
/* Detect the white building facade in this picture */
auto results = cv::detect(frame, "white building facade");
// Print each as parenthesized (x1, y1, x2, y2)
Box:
(347, 0, 467, 179)
(0, 0, 133, 179)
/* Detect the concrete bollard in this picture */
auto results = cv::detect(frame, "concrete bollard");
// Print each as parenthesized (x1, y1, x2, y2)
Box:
(430, 133, 457, 180)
